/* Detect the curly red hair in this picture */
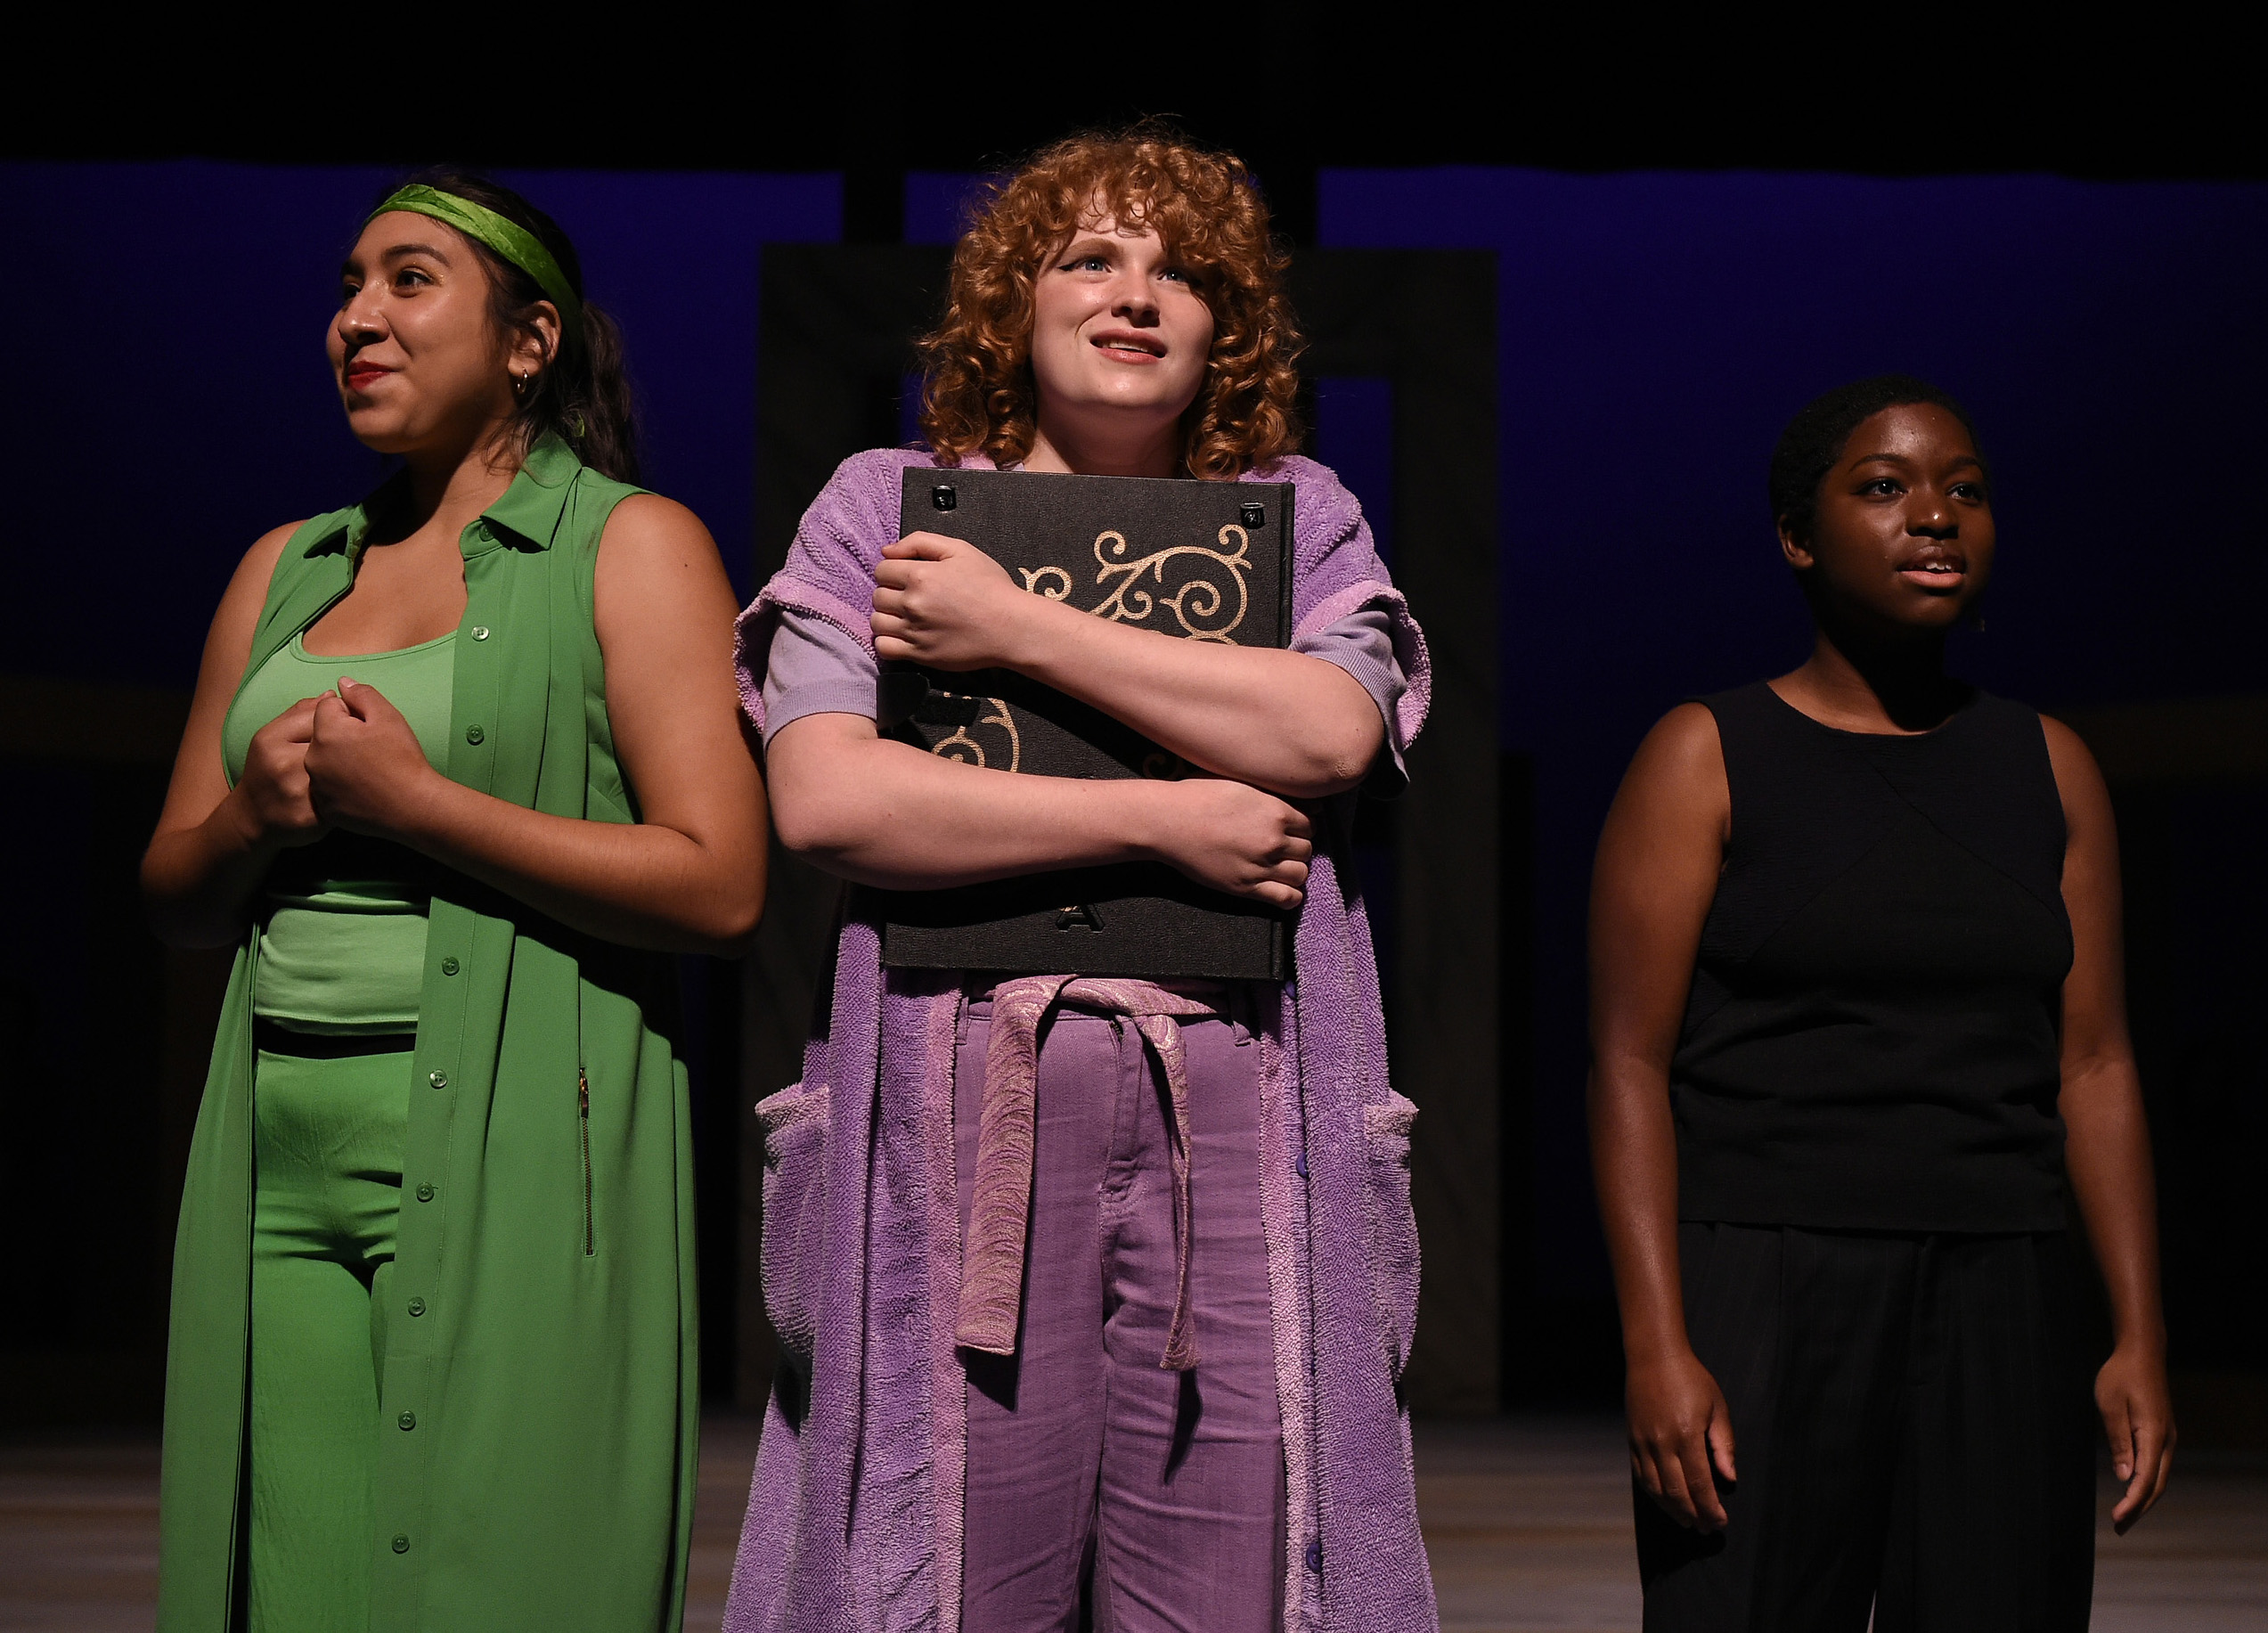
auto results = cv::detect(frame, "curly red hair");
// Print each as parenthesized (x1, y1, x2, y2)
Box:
(916, 127, 1305, 480)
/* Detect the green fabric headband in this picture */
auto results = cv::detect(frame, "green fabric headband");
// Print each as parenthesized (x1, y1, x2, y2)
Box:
(368, 184, 583, 336)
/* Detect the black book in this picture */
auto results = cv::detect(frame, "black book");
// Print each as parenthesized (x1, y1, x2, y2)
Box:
(869, 466, 1295, 981)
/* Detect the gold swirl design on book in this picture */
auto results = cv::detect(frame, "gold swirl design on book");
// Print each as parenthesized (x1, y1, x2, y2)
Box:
(928, 695, 1021, 773)
(1018, 565, 1075, 600)
(1082, 524, 1252, 643)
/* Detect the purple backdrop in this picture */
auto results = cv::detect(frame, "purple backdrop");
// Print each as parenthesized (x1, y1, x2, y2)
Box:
(7, 159, 2263, 1308)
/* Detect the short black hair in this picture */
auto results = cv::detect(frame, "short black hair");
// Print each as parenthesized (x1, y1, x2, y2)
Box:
(1768, 374, 1987, 541)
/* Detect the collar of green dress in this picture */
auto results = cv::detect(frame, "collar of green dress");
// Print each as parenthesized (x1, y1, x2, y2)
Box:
(317, 434, 584, 561)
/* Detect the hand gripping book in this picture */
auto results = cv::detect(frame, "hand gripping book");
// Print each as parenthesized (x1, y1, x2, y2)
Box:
(869, 466, 1295, 981)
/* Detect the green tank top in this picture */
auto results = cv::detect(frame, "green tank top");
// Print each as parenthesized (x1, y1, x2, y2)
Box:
(221, 628, 457, 1033)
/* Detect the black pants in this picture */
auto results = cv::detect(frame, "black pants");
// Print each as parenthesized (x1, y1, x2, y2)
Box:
(1637, 1224, 2097, 1632)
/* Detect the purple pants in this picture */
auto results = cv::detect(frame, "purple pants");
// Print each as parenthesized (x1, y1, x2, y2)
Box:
(955, 997, 1285, 1632)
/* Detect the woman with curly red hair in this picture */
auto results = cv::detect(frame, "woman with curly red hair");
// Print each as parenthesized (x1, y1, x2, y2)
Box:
(726, 128, 1437, 1632)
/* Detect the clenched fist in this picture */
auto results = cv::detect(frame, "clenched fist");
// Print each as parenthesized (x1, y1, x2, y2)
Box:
(1145, 778, 1313, 909)
(305, 678, 442, 839)
(233, 697, 329, 849)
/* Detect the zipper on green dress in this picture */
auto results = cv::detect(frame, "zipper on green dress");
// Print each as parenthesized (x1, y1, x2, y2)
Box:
(578, 1065, 595, 1257)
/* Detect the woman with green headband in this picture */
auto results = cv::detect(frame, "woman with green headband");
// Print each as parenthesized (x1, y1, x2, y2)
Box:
(143, 168, 765, 1632)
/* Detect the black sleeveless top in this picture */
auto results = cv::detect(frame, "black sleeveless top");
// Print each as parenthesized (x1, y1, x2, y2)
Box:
(1672, 682, 2074, 1231)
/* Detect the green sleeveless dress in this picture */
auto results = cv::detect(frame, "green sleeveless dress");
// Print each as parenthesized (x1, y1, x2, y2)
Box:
(159, 437, 699, 1633)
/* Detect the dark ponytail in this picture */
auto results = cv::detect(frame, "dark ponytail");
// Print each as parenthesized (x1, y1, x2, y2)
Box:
(375, 167, 640, 484)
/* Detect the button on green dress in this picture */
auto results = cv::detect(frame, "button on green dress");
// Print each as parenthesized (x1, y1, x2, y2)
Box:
(159, 437, 699, 1633)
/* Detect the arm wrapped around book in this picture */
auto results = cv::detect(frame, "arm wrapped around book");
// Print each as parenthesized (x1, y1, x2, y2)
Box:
(869, 467, 1297, 981)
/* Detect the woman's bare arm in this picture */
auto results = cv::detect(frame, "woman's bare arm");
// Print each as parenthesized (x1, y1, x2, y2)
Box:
(142, 522, 318, 948)
(1587, 703, 1737, 1531)
(765, 710, 1314, 908)
(871, 533, 1384, 798)
(2043, 716, 2174, 1532)
(303, 495, 766, 956)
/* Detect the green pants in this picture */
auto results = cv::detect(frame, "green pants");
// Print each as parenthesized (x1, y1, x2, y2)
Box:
(249, 1042, 412, 1633)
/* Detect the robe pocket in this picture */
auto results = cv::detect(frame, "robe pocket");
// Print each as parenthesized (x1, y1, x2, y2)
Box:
(756, 1081, 831, 1370)
(1361, 1090, 1422, 1377)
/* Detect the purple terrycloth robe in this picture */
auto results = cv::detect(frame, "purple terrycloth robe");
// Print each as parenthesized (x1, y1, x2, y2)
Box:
(725, 449, 1438, 1633)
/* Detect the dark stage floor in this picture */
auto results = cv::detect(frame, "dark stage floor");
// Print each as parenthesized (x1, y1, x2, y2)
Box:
(4, 1416, 2260, 1630)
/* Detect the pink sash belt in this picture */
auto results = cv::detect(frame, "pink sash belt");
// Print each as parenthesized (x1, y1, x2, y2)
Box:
(955, 975, 1219, 1371)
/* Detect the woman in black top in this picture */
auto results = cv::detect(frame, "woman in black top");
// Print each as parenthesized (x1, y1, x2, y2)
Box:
(1588, 375, 2174, 1630)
